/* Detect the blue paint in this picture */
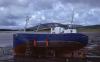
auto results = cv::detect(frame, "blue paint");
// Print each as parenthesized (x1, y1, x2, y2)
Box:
(13, 33, 88, 47)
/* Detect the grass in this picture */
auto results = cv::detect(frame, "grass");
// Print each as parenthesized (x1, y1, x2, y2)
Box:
(77, 28, 100, 32)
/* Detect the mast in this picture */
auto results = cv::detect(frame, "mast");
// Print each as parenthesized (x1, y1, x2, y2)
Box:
(69, 8, 75, 33)
(24, 16, 30, 32)
(71, 9, 74, 26)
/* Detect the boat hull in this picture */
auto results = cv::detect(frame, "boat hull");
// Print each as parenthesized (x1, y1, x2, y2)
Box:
(13, 33, 88, 57)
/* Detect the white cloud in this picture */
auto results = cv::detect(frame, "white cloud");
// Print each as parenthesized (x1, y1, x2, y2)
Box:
(0, 7, 5, 11)
(0, 0, 100, 28)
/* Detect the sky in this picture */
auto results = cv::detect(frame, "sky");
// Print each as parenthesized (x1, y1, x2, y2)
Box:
(0, 0, 100, 29)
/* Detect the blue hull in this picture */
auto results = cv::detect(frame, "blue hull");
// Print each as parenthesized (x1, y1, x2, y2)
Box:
(13, 33, 88, 57)
(14, 33, 88, 47)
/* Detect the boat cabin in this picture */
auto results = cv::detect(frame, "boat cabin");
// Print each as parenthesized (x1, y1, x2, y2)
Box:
(51, 26, 77, 34)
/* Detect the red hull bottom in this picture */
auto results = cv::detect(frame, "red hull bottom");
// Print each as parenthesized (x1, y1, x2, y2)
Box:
(14, 42, 85, 58)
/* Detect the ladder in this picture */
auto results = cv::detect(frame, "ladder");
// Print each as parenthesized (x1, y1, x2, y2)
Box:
(25, 41, 32, 56)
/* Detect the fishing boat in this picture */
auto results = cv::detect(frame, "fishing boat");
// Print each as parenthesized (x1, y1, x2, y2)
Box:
(13, 11, 88, 58)
(13, 23, 88, 58)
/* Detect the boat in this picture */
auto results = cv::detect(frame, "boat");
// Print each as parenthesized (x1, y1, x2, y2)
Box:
(13, 24, 88, 58)
(13, 12, 88, 58)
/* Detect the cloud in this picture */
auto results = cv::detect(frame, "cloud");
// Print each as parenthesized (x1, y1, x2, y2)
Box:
(60, 0, 100, 7)
(0, 0, 100, 28)
(0, 20, 17, 26)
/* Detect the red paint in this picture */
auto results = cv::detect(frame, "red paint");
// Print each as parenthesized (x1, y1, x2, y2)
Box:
(33, 39, 37, 47)
(46, 37, 49, 47)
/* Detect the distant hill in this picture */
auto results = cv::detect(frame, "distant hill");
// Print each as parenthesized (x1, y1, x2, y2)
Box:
(81, 25, 100, 29)
(26, 23, 83, 31)
(0, 26, 23, 31)
(0, 28, 24, 31)
(0, 23, 99, 31)
(0, 29, 19, 31)
(77, 25, 100, 32)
